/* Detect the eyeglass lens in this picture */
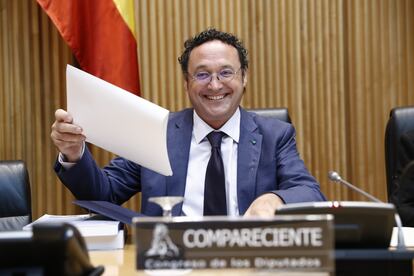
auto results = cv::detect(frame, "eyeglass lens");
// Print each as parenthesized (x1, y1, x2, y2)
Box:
(192, 68, 240, 84)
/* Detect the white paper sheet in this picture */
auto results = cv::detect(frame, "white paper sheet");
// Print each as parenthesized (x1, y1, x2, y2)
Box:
(66, 64, 172, 176)
(23, 214, 119, 236)
(390, 227, 414, 247)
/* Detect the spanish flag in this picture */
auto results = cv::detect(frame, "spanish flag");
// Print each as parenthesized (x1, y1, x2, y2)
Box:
(37, 0, 140, 95)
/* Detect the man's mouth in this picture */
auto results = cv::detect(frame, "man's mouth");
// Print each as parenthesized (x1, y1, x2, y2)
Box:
(206, 94, 225, 100)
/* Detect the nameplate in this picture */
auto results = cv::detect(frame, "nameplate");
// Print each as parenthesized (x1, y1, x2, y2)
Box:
(133, 215, 334, 272)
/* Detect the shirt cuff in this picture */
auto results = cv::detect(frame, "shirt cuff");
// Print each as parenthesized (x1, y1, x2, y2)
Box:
(58, 142, 85, 170)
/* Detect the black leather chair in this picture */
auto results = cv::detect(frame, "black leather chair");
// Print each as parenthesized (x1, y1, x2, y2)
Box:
(384, 106, 414, 205)
(398, 160, 414, 226)
(249, 108, 291, 123)
(0, 160, 32, 231)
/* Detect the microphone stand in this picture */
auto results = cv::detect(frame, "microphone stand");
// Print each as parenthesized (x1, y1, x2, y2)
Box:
(328, 171, 406, 250)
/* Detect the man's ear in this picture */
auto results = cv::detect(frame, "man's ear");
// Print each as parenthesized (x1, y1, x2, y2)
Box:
(242, 70, 248, 87)
(184, 80, 189, 93)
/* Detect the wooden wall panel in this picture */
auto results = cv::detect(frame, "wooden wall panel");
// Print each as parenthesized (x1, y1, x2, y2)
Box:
(344, 0, 414, 200)
(1, 0, 413, 218)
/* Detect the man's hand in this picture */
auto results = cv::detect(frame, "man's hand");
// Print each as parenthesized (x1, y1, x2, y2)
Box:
(244, 193, 284, 218)
(50, 109, 85, 162)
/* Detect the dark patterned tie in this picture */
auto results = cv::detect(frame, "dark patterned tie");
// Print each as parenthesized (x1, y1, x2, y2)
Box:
(203, 131, 227, 215)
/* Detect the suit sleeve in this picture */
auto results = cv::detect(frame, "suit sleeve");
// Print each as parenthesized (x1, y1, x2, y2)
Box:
(271, 124, 326, 203)
(54, 146, 141, 204)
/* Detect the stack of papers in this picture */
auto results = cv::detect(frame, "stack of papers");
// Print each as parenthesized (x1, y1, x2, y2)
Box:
(23, 214, 124, 251)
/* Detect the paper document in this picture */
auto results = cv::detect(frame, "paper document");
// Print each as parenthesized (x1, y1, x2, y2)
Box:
(391, 227, 414, 247)
(66, 64, 172, 176)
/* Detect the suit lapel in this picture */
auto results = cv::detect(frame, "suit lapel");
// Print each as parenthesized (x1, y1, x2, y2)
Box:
(237, 108, 262, 215)
(166, 109, 193, 216)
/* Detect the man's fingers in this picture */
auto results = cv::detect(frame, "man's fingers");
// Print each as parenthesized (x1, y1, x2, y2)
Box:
(244, 206, 270, 217)
(52, 120, 82, 135)
(244, 207, 273, 218)
(57, 122, 83, 134)
(53, 139, 82, 149)
(51, 131, 85, 143)
(53, 109, 82, 134)
(243, 193, 283, 218)
(51, 109, 84, 161)
(55, 109, 73, 123)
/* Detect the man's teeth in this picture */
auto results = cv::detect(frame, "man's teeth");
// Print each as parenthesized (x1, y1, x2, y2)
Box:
(207, 95, 225, 100)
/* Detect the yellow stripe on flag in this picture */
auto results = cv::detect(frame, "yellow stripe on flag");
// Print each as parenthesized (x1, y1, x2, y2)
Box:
(113, 0, 136, 38)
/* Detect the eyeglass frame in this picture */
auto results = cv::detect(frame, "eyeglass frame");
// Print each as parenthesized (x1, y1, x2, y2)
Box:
(187, 67, 242, 85)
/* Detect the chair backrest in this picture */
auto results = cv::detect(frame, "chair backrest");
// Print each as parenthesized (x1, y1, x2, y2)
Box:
(249, 107, 291, 123)
(385, 106, 414, 204)
(0, 160, 32, 231)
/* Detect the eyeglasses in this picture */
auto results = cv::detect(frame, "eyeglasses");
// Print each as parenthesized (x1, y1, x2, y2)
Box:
(189, 67, 241, 85)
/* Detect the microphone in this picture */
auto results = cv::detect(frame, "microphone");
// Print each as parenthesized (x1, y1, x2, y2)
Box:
(328, 170, 406, 250)
(328, 171, 381, 203)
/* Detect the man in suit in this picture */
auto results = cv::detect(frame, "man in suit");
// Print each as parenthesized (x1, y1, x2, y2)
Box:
(51, 28, 325, 217)
(395, 130, 414, 226)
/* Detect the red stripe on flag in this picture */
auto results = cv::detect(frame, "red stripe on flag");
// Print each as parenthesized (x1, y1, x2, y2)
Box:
(37, 0, 140, 95)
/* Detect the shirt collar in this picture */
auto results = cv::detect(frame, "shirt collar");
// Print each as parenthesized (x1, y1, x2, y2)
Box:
(193, 108, 240, 144)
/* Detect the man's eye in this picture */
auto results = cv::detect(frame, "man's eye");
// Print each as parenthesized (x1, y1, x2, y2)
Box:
(220, 69, 234, 78)
(194, 72, 210, 80)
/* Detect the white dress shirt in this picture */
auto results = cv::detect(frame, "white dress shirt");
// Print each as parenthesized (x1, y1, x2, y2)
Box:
(182, 108, 240, 217)
(58, 144, 85, 169)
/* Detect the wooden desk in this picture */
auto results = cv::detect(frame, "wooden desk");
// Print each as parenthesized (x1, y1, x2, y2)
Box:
(89, 244, 135, 275)
(89, 245, 328, 276)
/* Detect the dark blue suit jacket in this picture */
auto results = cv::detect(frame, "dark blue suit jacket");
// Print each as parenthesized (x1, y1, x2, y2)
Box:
(55, 108, 325, 216)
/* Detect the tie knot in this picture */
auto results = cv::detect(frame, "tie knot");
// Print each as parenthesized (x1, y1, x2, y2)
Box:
(207, 131, 224, 148)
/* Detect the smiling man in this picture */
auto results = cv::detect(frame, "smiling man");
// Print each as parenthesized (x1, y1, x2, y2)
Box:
(51, 28, 325, 218)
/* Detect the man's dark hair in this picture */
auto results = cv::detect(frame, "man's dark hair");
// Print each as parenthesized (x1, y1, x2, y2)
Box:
(178, 28, 248, 79)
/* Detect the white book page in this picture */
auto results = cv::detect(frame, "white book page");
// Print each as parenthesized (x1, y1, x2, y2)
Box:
(23, 214, 119, 237)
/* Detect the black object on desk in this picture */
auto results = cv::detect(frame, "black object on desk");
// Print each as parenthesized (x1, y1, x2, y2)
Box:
(277, 201, 414, 276)
(276, 201, 396, 248)
(0, 223, 104, 276)
(74, 200, 144, 225)
(336, 249, 414, 276)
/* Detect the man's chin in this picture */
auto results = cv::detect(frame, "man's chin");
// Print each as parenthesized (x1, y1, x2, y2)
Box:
(201, 112, 231, 128)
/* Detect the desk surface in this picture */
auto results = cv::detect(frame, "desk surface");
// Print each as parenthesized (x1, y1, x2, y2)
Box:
(89, 244, 328, 276)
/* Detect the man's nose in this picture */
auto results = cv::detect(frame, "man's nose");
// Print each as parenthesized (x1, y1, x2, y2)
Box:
(208, 74, 223, 90)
